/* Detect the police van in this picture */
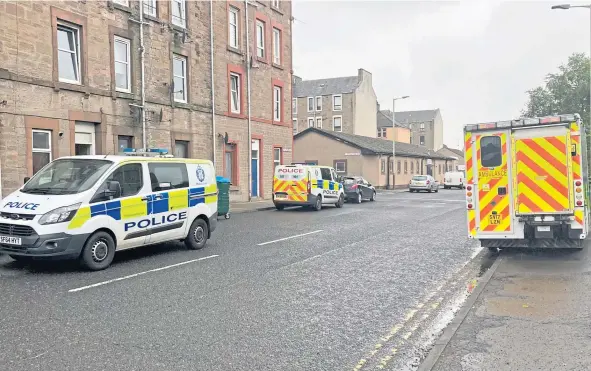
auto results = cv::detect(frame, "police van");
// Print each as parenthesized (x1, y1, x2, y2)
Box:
(0, 148, 218, 270)
(273, 164, 344, 211)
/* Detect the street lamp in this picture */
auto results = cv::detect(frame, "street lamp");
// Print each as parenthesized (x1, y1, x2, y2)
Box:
(392, 95, 409, 189)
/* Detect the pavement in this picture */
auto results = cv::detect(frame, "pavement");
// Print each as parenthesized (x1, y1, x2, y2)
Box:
(421, 243, 591, 371)
(0, 188, 489, 371)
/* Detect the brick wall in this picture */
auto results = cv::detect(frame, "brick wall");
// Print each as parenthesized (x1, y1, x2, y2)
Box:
(0, 0, 292, 201)
(294, 93, 354, 134)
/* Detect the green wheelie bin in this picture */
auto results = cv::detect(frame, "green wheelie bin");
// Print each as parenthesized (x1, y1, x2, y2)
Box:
(216, 176, 231, 219)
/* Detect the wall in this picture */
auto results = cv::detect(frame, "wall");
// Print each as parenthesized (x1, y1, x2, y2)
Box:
(0, 0, 293, 200)
(382, 127, 411, 143)
(376, 156, 457, 188)
(433, 110, 444, 151)
(352, 69, 377, 138)
(293, 93, 353, 134)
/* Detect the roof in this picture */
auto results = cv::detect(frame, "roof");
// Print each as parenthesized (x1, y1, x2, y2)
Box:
(439, 145, 464, 158)
(394, 109, 440, 124)
(293, 76, 360, 98)
(56, 155, 212, 165)
(377, 110, 409, 128)
(294, 128, 455, 160)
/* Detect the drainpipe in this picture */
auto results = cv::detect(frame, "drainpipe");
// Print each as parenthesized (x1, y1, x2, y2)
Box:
(209, 0, 216, 166)
(245, 0, 252, 201)
(139, 1, 146, 150)
(386, 155, 392, 189)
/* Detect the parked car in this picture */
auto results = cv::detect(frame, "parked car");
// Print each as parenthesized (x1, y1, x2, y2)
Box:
(443, 171, 465, 189)
(342, 176, 376, 203)
(409, 175, 439, 193)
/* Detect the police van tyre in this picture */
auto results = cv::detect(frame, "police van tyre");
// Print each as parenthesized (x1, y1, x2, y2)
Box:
(335, 194, 345, 208)
(314, 196, 322, 211)
(79, 231, 116, 271)
(275, 204, 285, 211)
(186, 218, 209, 250)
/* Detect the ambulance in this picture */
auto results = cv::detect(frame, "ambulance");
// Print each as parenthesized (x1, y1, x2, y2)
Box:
(464, 113, 589, 250)
(273, 164, 344, 211)
(0, 148, 218, 270)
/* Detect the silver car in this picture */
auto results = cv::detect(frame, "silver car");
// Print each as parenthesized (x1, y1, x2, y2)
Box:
(409, 175, 439, 193)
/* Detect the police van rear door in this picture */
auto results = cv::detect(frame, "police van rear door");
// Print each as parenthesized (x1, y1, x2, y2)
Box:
(274, 165, 308, 202)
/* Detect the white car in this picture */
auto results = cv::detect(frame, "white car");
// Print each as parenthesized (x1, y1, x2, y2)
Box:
(443, 171, 465, 189)
(409, 175, 439, 193)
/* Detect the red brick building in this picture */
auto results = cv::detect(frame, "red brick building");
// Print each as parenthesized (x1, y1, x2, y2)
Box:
(0, 0, 293, 201)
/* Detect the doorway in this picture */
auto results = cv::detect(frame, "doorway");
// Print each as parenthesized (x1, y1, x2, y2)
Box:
(75, 122, 96, 155)
(251, 139, 260, 197)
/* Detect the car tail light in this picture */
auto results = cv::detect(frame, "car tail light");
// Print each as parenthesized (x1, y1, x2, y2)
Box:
(575, 180, 582, 187)
(466, 185, 472, 191)
(577, 200, 583, 206)
(351, 184, 358, 189)
(467, 203, 473, 209)
(467, 191, 473, 197)
(426, 180, 430, 185)
(574, 179, 584, 207)
(460, 178, 462, 182)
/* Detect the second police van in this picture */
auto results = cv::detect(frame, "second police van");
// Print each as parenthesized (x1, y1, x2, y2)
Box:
(0, 148, 218, 270)
(273, 164, 345, 210)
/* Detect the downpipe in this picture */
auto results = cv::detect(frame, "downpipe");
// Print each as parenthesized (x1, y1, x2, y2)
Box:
(139, 0, 146, 150)
(245, 0, 252, 201)
(210, 0, 216, 166)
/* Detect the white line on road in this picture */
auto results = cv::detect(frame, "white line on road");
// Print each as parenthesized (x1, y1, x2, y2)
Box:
(68, 255, 219, 293)
(386, 198, 465, 203)
(257, 230, 323, 246)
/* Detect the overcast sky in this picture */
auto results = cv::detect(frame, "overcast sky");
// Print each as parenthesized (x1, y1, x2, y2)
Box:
(292, 0, 591, 149)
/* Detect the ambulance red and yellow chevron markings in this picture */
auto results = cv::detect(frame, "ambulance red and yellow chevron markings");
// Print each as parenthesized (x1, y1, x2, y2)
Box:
(515, 135, 571, 214)
(464, 131, 477, 237)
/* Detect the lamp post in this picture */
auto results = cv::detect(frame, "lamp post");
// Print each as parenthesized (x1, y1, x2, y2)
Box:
(392, 95, 409, 189)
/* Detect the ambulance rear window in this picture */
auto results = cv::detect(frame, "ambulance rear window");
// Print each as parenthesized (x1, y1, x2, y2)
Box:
(480, 136, 502, 168)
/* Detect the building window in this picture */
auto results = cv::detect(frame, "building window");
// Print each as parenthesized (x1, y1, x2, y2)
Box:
(171, 0, 186, 28)
(334, 160, 346, 173)
(228, 7, 239, 49)
(273, 86, 282, 122)
(307, 97, 314, 112)
(272, 27, 281, 65)
(411, 161, 414, 173)
(307, 117, 314, 128)
(404, 161, 408, 174)
(143, 0, 157, 16)
(32, 130, 52, 174)
(420, 135, 425, 146)
(378, 128, 386, 138)
(117, 135, 133, 153)
(333, 116, 342, 132)
(57, 23, 82, 84)
(292, 98, 297, 115)
(113, 0, 129, 6)
(389, 160, 393, 172)
(271, 0, 280, 8)
(417, 161, 420, 173)
(397, 160, 401, 174)
(113, 36, 131, 93)
(293, 119, 298, 134)
(332, 94, 342, 111)
(439, 164, 442, 174)
(230, 73, 241, 114)
(173, 54, 187, 103)
(420, 123, 425, 131)
(381, 159, 386, 174)
(224, 143, 237, 184)
(315, 96, 322, 111)
(316, 117, 322, 129)
(174, 140, 189, 158)
(256, 20, 265, 58)
(273, 147, 282, 169)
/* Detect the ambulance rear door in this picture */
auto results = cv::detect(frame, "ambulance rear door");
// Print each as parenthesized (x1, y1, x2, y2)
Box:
(473, 130, 516, 237)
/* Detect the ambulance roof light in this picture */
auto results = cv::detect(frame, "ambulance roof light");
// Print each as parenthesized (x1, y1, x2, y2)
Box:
(539, 116, 561, 124)
(560, 114, 576, 122)
(523, 118, 540, 126)
(496, 121, 512, 128)
(477, 123, 496, 130)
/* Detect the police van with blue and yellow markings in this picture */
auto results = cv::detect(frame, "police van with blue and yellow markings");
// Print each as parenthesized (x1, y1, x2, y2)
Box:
(0, 148, 218, 270)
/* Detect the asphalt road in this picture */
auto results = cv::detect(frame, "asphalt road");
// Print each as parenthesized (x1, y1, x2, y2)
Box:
(0, 189, 493, 371)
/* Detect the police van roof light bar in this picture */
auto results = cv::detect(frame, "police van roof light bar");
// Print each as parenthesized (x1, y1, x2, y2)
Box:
(122, 148, 171, 157)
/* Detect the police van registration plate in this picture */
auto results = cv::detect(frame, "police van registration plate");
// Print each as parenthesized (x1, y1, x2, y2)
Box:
(0, 235, 22, 245)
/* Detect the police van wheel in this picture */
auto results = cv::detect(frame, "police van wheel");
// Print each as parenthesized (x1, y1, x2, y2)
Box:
(314, 196, 322, 211)
(186, 218, 209, 250)
(275, 204, 285, 211)
(335, 194, 344, 208)
(80, 232, 116, 271)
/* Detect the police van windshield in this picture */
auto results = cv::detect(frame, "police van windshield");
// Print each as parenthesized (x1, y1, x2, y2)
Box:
(21, 158, 114, 195)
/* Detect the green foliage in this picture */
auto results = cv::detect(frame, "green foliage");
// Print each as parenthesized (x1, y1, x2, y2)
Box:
(521, 52, 590, 119)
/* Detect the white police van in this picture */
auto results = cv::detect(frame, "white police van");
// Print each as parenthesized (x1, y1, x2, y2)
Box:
(0, 148, 218, 270)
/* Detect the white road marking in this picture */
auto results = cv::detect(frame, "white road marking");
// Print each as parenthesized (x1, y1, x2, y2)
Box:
(68, 255, 219, 293)
(257, 230, 323, 246)
(385, 198, 465, 203)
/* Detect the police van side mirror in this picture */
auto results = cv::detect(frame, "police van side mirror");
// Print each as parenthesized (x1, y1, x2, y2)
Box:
(24, 177, 30, 184)
(106, 181, 121, 198)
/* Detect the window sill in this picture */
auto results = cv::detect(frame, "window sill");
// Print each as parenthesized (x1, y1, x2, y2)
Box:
(255, 57, 268, 65)
(272, 63, 283, 70)
(333, 108, 342, 112)
(271, 6, 283, 15)
(111, 2, 132, 13)
(113, 91, 135, 100)
(143, 14, 161, 23)
(174, 101, 191, 109)
(227, 46, 244, 56)
(171, 24, 187, 33)
(230, 185, 240, 192)
(54, 81, 89, 95)
(256, 1, 267, 7)
(227, 112, 246, 119)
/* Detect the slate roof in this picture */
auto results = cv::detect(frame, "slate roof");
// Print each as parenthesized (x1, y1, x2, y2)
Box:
(294, 128, 455, 160)
(394, 109, 440, 124)
(437, 145, 464, 158)
(377, 110, 409, 128)
(293, 76, 360, 98)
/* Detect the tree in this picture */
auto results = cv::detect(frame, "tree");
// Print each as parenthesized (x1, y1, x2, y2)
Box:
(522, 52, 590, 119)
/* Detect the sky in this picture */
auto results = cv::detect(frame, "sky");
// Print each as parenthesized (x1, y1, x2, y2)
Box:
(292, 0, 591, 149)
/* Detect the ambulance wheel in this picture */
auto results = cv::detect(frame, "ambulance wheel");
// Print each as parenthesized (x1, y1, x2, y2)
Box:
(370, 191, 376, 201)
(314, 196, 322, 211)
(335, 194, 345, 208)
(186, 218, 209, 250)
(435, 187, 439, 193)
(79, 231, 116, 271)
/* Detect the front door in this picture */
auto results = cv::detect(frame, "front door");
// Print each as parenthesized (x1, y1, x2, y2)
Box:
(473, 131, 514, 235)
(251, 139, 260, 197)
